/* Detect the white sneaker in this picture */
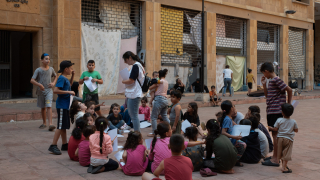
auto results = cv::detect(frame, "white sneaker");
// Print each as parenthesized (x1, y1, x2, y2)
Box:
(124, 126, 131, 130)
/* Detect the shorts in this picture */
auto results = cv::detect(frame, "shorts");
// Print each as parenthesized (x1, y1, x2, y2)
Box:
(37, 91, 53, 108)
(85, 93, 100, 111)
(248, 82, 253, 89)
(210, 98, 217, 102)
(57, 109, 70, 129)
(277, 137, 293, 161)
(267, 113, 283, 128)
(170, 120, 182, 135)
(90, 157, 109, 166)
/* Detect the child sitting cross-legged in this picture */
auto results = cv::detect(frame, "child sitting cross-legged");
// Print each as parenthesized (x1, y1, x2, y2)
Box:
(249, 113, 269, 159)
(76, 125, 96, 167)
(107, 103, 126, 134)
(83, 113, 95, 126)
(142, 134, 194, 180)
(120, 131, 148, 176)
(68, 118, 87, 161)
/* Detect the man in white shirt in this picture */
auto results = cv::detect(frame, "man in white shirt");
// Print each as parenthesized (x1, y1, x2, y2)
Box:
(222, 65, 233, 97)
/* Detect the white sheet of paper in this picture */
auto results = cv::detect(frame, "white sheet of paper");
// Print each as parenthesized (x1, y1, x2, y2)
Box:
(292, 100, 299, 109)
(124, 130, 130, 133)
(145, 138, 153, 150)
(120, 162, 125, 166)
(114, 150, 124, 162)
(104, 127, 109, 134)
(140, 121, 151, 129)
(108, 129, 118, 152)
(118, 146, 123, 149)
(69, 95, 73, 109)
(117, 134, 124, 137)
(231, 125, 251, 137)
(181, 120, 192, 133)
(84, 77, 98, 92)
(120, 68, 130, 81)
(138, 114, 145, 121)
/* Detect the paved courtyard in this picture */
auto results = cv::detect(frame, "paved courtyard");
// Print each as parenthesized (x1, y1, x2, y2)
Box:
(0, 99, 320, 180)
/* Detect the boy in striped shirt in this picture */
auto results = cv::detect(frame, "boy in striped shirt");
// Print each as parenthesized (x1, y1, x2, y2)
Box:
(260, 62, 292, 166)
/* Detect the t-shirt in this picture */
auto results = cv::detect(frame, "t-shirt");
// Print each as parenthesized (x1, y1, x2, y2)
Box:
(125, 62, 145, 99)
(274, 118, 298, 141)
(129, 64, 139, 80)
(32, 67, 57, 96)
(139, 106, 150, 121)
(258, 123, 274, 152)
(221, 116, 236, 144)
(223, 69, 233, 79)
(80, 71, 101, 95)
(240, 131, 261, 163)
(209, 90, 217, 97)
(155, 79, 168, 97)
(68, 135, 85, 161)
(164, 156, 193, 180)
(56, 75, 71, 110)
(78, 140, 91, 166)
(255, 128, 269, 158)
(192, 81, 201, 92)
(246, 74, 254, 83)
(174, 84, 185, 94)
(210, 135, 237, 171)
(183, 112, 200, 126)
(267, 76, 287, 115)
(182, 144, 204, 171)
(233, 112, 245, 125)
(120, 145, 148, 176)
(107, 113, 123, 125)
(75, 111, 85, 121)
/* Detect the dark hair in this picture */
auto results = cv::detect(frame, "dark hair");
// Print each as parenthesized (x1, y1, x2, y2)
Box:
(260, 62, 274, 73)
(109, 103, 117, 114)
(159, 69, 168, 78)
(70, 100, 81, 124)
(87, 60, 95, 64)
(205, 119, 221, 159)
(251, 112, 261, 122)
(71, 81, 79, 96)
(122, 51, 145, 67)
(152, 71, 159, 77)
(249, 105, 260, 114)
(248, 69, 252, 73)
(217, 117, 223, 124)
(281, 103, 294, 117)
(170, 90, 182, 100)
(141, 96, 148, 103)
(169, 134, 185, 153)
(249, 114, 259, 130)
(95, 117, 108, 154)
(41, 53, 49, 60)
(85, 101, 96, 110)
(123, 131, 142, 151)
(71, 118, 88, 140)
(188, 102, 198, 122)
(83, 112, 95, 124)
(215, 111, 223, 119)
(225, 65, 230, 68)
(240, 119, 252, 127)
(151, 122, 170, 153)
(176, 78, 180, 84)
(83, 125, 96, 138)
(211, 85, 215, 89)
(220, 100, 233, 128)
(184, 126, 198, 141)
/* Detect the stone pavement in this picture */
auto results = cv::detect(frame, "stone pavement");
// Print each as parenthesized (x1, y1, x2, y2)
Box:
(1, 90, 320, 122)
(1, 99, 320, 180)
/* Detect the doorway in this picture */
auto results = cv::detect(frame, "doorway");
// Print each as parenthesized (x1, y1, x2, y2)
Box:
(0, 30, 33, 100)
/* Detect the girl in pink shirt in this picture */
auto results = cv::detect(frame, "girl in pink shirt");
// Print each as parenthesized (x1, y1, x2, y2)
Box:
(120, 131, 148, 175)
(76, 125, 95, 166)
(88, 117, 119, 174)
(139, 97, 151, 122)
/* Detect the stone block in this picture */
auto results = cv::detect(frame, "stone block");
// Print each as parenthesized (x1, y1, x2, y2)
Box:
(64, 18, 80, 30)
(64, 0, 70, 18)
(64, 29, 70, 47)
(194, 93, 210, 102)
(43, 28, 52, 47)
(32, 29, 43, 47)
(2, 114, 16, 122)
(40, 0, 53, 16)
(17, 113, 32, 121)
(40, 15, 52, 28)
(32, 112, 42, 120)
(53, 15, 64, 29)
(69, 1, 81, 19)
(70, 30, 80, 48)
(27, 14, 40, 27)
(64, 48, 80, 59)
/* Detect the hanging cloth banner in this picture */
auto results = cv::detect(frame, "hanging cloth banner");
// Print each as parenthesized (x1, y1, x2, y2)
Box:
(216, 55, 226, 93)
(186, 13, 202, 50)
(81, 24, 121, 96)
(226, 56, 245, 92)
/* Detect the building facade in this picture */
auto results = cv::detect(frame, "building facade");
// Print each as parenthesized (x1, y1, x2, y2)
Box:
(0, 0, 316, 100)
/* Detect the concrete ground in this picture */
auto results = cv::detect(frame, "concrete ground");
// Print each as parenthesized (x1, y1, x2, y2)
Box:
(0, 99, 319, 180)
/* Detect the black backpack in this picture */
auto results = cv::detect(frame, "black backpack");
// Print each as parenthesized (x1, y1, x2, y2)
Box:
(137, 73, 151, 93)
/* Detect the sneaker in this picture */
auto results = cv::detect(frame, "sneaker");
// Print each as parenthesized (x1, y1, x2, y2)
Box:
(39, 124, 46, 129)
(48, 145, 62, 155)
(61, 143, 68, 151)
(87, 165, 93, 173)
(200, 122, 206, 131)
(48, 125, 56, 131)
(124, 126, 131, 130)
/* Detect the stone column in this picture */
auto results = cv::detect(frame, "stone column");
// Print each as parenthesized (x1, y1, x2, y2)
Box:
(52, 0, 65, 72)
(306, 29, 314, 90)
(246, 19, 257, 91)
(280, 25, 289, 85)
(204, 12, 216, 89)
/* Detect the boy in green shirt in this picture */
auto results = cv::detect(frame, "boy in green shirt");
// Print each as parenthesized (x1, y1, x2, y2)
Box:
(79, 60, 103, 116)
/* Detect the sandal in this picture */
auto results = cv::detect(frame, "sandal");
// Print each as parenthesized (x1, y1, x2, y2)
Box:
(261, 159, 279, 167)
(39, 124, 46, 129)
(264, 156, 272, 161)
(235, 161, 244, 167)
(48, 125, 56, 131)
(200, 168, 217, 177)
(282, 167, 292, 173)
(91, 165, 104, 174)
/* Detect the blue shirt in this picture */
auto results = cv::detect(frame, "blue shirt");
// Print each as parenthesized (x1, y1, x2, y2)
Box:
(222, 116, 236, 144)
(56, 75, 71, 110)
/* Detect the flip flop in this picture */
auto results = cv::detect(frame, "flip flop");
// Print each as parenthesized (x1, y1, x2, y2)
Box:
(282, 167, 292, 173)
(264, 156, 272, 161)
(200, 168, 217, 177)
(39, 124, 46, 129)
(261, 159, 280, 167)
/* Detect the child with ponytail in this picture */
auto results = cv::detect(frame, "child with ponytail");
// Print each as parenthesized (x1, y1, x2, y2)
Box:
(148, 122, 204, 174)
(220, 100, 247, 167)
(88, 117, 119, 174)
(68, 118, 87, 161)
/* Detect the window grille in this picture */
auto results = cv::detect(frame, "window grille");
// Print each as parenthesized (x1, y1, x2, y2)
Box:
(257, 22, 280, 74)
(216, 15, 247, 57)
(81, 0, 142, 51)
(160, 6, 202, 66)
(288, 27, 306, 80)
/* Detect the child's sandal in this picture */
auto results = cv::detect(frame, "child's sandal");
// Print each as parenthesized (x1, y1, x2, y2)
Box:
(200, 168, 217, 177)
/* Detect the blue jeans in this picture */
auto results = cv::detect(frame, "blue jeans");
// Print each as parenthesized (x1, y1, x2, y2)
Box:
(222, 78, 232, 95)
(127, 97, 141, 132)
(108, 120, 125, 130)
(151, 96, 170, 133)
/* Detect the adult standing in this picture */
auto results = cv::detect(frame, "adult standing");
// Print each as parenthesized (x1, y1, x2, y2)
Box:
(122, 51, 145, 132)
(174, 78, 185, 95)
(148, 69, 170, 136)
(222, 65, 233, 97)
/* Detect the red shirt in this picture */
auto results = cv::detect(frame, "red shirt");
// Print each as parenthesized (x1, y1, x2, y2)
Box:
(164, 155, 193, 180)
(78, 140, 90, 166)
(68, 135, 85, 161)
(139, 106, 150, 121)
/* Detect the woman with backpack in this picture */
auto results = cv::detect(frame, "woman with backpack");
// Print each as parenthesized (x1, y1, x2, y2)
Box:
(148, 69, 170, 137)
(122, 51, 146, 132)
